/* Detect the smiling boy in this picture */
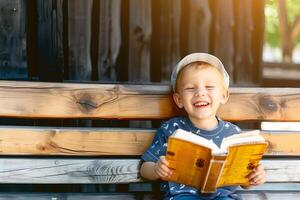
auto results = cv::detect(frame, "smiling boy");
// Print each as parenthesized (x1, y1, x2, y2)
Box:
(140, 53, 266, 200)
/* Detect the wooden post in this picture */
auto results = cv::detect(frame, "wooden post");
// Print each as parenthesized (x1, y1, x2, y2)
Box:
(188, 0, 212, 53)
(97, 0, 122, 81)
(68, 0, 92, 80)
(234, 0, 254, 85)
(0, 0, 27, 79)
(36, 0, 64, 81)
(128, 0, 152, 82)
(159, 0, 181, 82)
(213, 0, 234, 80)
(252, 0, 265, 85)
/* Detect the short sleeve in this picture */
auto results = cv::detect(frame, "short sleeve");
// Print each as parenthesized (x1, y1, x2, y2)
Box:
(141, 127, 168, 162)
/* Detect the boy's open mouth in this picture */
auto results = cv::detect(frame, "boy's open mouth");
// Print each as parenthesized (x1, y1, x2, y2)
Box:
(193, 101, 209, 107)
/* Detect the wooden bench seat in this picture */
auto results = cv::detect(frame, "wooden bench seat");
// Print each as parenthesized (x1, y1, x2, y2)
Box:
(0, 81, 300, 199)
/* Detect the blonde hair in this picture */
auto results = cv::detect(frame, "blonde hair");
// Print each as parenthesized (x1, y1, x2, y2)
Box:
(174, 61, 228, 92)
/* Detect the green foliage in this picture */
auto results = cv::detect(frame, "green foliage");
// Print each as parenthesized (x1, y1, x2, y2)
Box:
(265, 0, 300, 48)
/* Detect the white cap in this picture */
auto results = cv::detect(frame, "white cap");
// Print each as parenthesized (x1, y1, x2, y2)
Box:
(171, 53, 229, 91)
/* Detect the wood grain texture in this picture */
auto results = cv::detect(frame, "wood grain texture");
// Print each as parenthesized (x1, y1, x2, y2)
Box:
(0, 194, 152, 200)
(188, 0, 211, 52)
(234, 0, 255, 84)
(0, 127, 299, 156)
(0, 193, 298, 200)
(263, 159, 300, 182)
(128, 0, 152, 82)
(68, 0, 92, 80)
(0, 159, 141, 183)
(0, 158, 296, 184)
(97, 0, 121, 81)
(0, 0, 27, 79)
(213, 0, 234, 78)
(159, 0, 181, 82)
(36, 0, 64, 81)
(0, 82, 300, 121)
(0, 127, 154, 156)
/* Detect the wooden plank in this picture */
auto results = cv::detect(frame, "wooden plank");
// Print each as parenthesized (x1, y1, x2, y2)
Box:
(251, 0, 265, 84)
(238, 192, 300, 200)
(0, 159, 141, 183)
(0, 158, 296, 184)
(234, 0, 255, 85)
(97, 0, 121, 81)
(0, 81, 300, 121)
(158, 0, 181, 81)
(0, 127, 299, 156)
(188, 0, 211, 53)
(36, 0, 64, 81)
(0, 127, 154, 156)
(128, 0, 151, 82)
(262, 159, 300, 182)
(0, 192, 299, 200)
(261, 131, 300, 155)
(220, 87, 300, 122)
(213, 0, 234, 78)
(68, 0, 92, 80)
(0, 193, 150, 200)
(0, 193, 299, 200)
(0, 0, 27, 79)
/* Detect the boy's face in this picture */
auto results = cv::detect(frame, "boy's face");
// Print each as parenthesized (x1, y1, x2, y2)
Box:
(173, 65, 229, 127)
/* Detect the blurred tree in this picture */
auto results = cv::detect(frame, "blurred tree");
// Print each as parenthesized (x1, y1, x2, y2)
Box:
(265, 0, 300, 62)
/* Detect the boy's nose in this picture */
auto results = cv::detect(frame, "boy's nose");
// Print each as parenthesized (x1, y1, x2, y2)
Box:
(194, 88, 206, 97)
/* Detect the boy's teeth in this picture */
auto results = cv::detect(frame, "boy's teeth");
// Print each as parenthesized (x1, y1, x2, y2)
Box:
(195, 102, 208, 106)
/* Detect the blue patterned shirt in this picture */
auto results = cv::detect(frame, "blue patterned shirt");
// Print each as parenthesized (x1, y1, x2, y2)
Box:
(141, 117, 242, 200)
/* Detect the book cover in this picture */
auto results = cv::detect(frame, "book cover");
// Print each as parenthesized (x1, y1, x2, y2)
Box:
(163, 129, 268, 193)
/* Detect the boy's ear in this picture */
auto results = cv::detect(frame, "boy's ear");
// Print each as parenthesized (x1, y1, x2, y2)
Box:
(220, 90, 229, 104)
(173, 93, 184, 108)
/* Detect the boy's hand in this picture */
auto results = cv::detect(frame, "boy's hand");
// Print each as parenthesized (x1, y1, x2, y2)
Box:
(242, 164, 266, 189)
(154, 156, 172, 179)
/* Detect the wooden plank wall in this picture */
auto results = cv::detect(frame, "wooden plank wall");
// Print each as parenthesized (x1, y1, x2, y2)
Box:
(0, 0, 27, 79)
(0, 0, 264, 87)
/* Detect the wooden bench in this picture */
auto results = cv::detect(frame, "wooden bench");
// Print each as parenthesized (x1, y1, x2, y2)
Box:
(0, 81, 300, 199)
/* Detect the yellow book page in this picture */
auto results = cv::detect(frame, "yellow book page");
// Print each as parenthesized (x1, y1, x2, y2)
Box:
(163, 137, 212, 189)
(217, 143, 268, 187)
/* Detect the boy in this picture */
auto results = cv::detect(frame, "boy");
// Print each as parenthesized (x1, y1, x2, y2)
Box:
(140, 53, 266, 200)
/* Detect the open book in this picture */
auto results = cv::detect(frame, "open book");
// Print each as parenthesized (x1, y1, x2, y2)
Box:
(163, 129, 268, 193)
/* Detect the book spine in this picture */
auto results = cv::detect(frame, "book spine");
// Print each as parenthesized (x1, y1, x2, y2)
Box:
(201, 155, 226, 193)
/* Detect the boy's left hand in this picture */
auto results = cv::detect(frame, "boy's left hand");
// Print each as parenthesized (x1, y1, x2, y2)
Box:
(242, 164, 266, 189)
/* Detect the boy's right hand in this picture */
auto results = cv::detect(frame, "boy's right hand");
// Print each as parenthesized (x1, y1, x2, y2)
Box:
(154, 156, 172, 179)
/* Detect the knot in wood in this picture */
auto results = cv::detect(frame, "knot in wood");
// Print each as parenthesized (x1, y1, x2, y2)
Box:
(133, 26, 144, 43)
(77, 98, 97, 112)
(258, 95, 278, 112)
(76, 93, 98, 113)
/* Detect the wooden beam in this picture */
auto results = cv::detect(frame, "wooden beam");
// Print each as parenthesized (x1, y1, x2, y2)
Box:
(97, 0, 121, 81)
(0, 194, 149, 200)
(0, 0, 27, 80)
(0, 127, 154, 156)
(128, 0, 151, 82)
(0, 81, 300, 121)
(0, 159, 141, 184)
(0, 158, 296, 184)
(36, 0, 64, 81)
(67, 0, 92, 80)
(213, 0, 234, 78)
(188, 0, 211, 53)
(0, 127, 299, 156)
(0, 193, 298, 200)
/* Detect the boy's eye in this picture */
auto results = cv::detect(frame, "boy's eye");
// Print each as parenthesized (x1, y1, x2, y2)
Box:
(185, 87, 195, 90)
(206, 86, 215, 89)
